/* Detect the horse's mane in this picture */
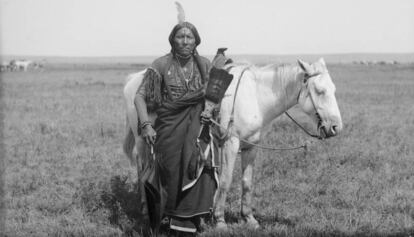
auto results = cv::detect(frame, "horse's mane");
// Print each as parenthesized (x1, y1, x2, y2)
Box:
(255, 63, 302, 84)
(224, 61, 303, 87)
(223, 61, 255, 71)
(275, 64, 302, 79)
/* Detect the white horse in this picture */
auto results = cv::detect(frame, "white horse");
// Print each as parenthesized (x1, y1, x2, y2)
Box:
(11, 60, 33, 71)
(122, 58, 342, 229)
(0, 61, 10, 72)
(122, 70, 157, 175)
(213, 58, 342, 228)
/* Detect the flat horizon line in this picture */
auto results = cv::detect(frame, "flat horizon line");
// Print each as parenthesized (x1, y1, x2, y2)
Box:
(2, 52, 414, 58)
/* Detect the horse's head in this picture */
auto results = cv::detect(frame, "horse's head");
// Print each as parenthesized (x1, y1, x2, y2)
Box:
(297, 58, 342, 138)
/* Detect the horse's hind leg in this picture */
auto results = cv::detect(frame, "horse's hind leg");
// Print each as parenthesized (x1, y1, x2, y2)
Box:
(241, 147, 260, 229)
(214, 136, 240, 229)
(135, 136, 150, 220)
(135, 136, 146, 173)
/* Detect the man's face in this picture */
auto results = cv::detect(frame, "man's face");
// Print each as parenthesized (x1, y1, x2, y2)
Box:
(174, 27, 196, 56)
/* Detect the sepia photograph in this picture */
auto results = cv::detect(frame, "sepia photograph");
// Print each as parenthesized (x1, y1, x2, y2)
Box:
(1, 0, 413, 236)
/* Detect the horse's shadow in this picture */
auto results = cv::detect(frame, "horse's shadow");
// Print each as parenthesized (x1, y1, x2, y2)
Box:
(100, 175, 152, 236)
(255, 213, 297, 227)
(223, 210, 296, 227)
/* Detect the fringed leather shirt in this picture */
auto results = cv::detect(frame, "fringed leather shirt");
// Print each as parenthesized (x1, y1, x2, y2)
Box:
(136, 53, 211, 107)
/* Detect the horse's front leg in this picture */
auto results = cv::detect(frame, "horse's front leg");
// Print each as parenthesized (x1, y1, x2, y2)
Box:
(214, 136, 240, 229)
(241, 146, 260, 229)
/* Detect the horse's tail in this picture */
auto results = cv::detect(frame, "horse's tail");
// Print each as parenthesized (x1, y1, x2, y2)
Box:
(122, 70, 146, 166)
(123, 124, 136, 165)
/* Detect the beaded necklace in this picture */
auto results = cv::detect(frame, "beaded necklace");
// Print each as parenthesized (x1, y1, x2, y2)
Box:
(175, 56, 194, 88)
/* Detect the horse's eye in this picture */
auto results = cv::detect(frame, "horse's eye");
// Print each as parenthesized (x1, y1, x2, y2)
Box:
(314, 84, 326, 95)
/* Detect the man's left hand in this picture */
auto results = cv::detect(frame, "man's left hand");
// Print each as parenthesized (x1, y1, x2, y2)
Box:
(200, 110, 212, 125)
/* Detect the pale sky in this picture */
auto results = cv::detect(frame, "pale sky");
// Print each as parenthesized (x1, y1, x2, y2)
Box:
(1, 0, 413, 56)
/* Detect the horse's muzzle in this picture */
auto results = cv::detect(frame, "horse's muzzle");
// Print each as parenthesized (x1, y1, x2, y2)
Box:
(319, 122, 342, 138)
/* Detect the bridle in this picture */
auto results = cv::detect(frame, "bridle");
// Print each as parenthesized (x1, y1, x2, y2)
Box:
(285, 72, 324, 140)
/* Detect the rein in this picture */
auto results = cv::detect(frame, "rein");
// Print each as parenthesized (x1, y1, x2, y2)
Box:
(210, 118, 308, 151)
(284, 112, 322, 139)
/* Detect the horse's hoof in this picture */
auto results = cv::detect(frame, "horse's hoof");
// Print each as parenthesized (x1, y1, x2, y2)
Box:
(243, 214, 260, 229)
(215, 219, 228, 230)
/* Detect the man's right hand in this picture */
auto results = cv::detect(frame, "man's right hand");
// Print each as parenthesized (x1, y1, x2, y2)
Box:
(142, 124, 157, 145)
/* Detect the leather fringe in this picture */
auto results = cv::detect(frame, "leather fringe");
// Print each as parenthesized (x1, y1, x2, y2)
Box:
(143, 67, 162, 111)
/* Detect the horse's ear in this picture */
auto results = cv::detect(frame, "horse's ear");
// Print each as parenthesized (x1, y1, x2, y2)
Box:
(298, 59, 313, 75)
(318, 58, 326, 67)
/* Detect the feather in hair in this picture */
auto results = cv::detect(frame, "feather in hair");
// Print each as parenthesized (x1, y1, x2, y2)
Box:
(175, 2, 185, 23)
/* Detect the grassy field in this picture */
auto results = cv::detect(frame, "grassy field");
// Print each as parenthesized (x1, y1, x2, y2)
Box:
(1, 62, 414, 236)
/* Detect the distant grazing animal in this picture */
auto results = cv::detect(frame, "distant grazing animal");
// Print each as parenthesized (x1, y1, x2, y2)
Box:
(8, 60, 17, 71)
(32, 62, 44, 70)
(0, 61, 10, 72)
(122, 58, 342, 229)
(11, 60, 33, 71)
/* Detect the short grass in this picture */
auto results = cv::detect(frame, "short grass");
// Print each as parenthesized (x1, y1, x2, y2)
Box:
(1, 63, 414, 236)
